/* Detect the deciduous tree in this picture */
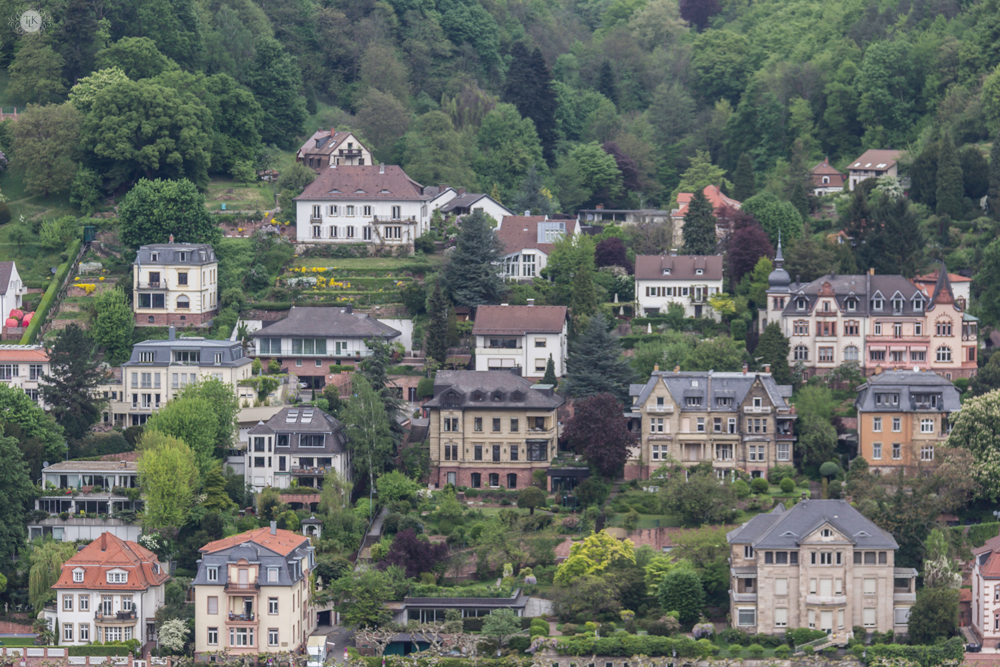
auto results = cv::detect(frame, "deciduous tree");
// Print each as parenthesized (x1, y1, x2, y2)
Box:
(657, 568, 705, 624)
(554, 530, 635, 585)
(89, 288, 134, 365)
(342, 375, 395, 491)
(12, 103, 81, 196)
(482, 608, 523, 649)
(381, 529, 449, 578)
(94, 37, 177, 80)
(137, 431, 199, 536)
(0, 435, 35, 575)
(562, 393, 637, 478)
(144, 397, 219, 479)
(741, 191, 803, 246)
(907, 587, 959, 645)
(0, 383, 65, 464)
(41, 324, 109, 441)
(8, 39, 66, 104)
(118, 178, 219, 247)
(658, 461, 738, 527)
(28, 540, 77, 613)
(244, 38, 306, 147)
(946, 389, 1000, 498)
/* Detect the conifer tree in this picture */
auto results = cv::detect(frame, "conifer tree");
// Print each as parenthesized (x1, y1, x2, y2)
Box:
(425, 278, 449, 365)
(789, 181, 809, 217)
(783, 226, 835, 283)
(40, 324, 109, 441)
(569, 261, 598, 319)
(935, 133, 964, 220)
(442, 210, 506, 307)
(755, 322, 792, 385)
(988, 137, 1000, 219)
(563, 313, 634, 405)
(732, 152, 756, 202)
(597, 60, 617, 105)
(682, 188, 717, 255)
(542, 354, 557, 385)
(503, 43, 557, 165)
(510, 165, 554, 215)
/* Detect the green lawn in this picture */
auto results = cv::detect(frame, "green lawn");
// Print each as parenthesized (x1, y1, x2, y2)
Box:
(205, 177, 273, 212)
(606, 512, 683, 529)
(291, 256, 443, 270)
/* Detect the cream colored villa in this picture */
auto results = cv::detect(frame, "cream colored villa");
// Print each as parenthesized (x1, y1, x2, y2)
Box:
(727, 500, 916, 637)
(133, 242, 218, 326)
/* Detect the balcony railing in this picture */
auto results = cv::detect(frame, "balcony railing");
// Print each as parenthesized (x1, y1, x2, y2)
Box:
(893, 592, 916, 603)
(647, 405, 674, 414)
(227, 612, 256, 622)
(731, 592, 757, 603)
(743, 406, 771, 414)
(136, 281, 167, 290)
(805, 594, 847, 605)
(95, 610, 137, 622)
(338, 149, 362, 156)
(224, 582, 260, 592)
(291, 467, 330, 476)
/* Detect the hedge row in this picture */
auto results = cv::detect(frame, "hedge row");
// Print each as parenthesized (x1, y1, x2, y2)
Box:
(554, 635, 718, 657)
(855, 637, 965, 667)
(960, 522, 999, 548)
(21, 239, 81, 344)
(357, 658, 533, 667)
(68, 646, 132, 656)
(249, 302, 293, 311)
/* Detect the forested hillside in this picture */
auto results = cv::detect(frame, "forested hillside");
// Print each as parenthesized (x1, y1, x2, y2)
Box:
(5, 0, 1000, 255)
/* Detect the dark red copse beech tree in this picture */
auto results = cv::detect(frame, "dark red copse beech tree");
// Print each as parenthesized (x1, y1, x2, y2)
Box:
(561, 393, 637, 479)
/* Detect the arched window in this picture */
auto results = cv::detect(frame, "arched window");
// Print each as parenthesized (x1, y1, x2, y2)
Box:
(176, 295, 190, 309)
(794, 345, 809, 361)
(488, 473, 499, 487)
(822, 176, 830, 184)
(936, 346, 952, 362)
(507, 473, 518, 489)
(936, 320, 953, 336)
(844, 345, 859, 361)
(470, 473, 481, 488)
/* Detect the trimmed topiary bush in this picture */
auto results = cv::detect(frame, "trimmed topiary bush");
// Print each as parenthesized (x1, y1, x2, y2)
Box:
(780, 477, 796, 493)
(751, 477, 770, 494)
(747, 644, 765, 659)
(733, 479, 751, 498)
(774, 645, 791, 659)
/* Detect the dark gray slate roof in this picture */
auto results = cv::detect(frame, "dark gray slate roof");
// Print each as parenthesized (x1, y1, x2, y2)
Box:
(440, 192, 487, 212)
(135, 243, 216, 266)
(629, 371, 792, 413)
(247, 406, 347, 453)
(251, 306, 401, 339)
(855, 369, 962, 413)
(727, 499, 898, 550)
(424, 370, 565, 410)
(192, 540, 312, 588)
(127, 338, 251, 367)
(781, 274, 926, 317)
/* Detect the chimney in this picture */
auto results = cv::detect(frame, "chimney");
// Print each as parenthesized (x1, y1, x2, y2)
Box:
(763, 363, 771, 374)
(743, 363, 748, 375)
(509, 366, 522, 377)
(524, 210, 531, 216)
(119, 460, 126, 469)
(674, 365, 680, 374)
(670, 248, 678, 257)
(458, 188, 466, 195)
(168, 325, 176, 340)
(270, 521, 277, 535)
(870, 268, 875, 275)
(874, 366, 882, 375)
(379, 163, 385, 174)
(654, 364, 659, 372)
(168, 234, 174, 244)
(596, 203, 604, 210)
(527, 298, 535, 307)
(501, 303, 509, 307)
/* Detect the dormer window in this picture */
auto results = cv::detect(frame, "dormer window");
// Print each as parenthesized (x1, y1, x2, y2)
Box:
(892, 298, 903, 313)
(472, 391, 484, 402)
(150, 252, 158, 262)
(511, 391, 524, 401)
(178, 252, 187, 262)
(491, 391, 503, 402)
(106, 571, 128, 584)
(73, 569, 84, 583)
(822, 176, 830, 184)
(913, 298, 924, 311)
(873, 298, 883, 311)
(796, 298, 807, 311)
(662, 268, 671, 275)
(695, 269, 703, 275)
(823, 301, 830, 312)
(846, 299, 856, 311)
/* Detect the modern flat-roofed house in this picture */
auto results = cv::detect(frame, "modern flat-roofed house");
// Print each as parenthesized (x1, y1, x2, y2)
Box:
(133, 242, 218, 326)
(847, 149, 902, 191)
(389, 589, 530, 624)
(472, 304, 568, 378)
(294, 164, 437, 247)
(250, 306, 401, 388)
(296, 129, 372, 171)
(241, 406, 350, 493)
(726, 499, 915, 637)
(497, 215, 576, 281)
(634, 254, 724, 319)
(855, 369, 961, 473)
(192, 525, 315, 657)
(50, 532, 170, 647)
(425, 370, 564, 490)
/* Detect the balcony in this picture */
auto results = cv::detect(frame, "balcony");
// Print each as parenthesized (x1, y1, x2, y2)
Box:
(95, 610, 137, 624)
(224, 582, 260, 593)
(136, 281, 168, 290)
(227, 612, 257, 624)
(647, 405, 674, 414)
(893, 592, 916, 603)
(743, 406, 771, 414)
(291, 467, 330, 476)
(338, 149, 362, 157)
(731, 592, 757, 603)
(806, 594, 847, 605)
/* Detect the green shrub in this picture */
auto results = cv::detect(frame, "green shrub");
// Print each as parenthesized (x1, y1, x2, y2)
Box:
(819, 461, 840, 477)
(747, 643, 764, 659)
(751, 477, 770, 494)
(774, 645, 790, 659)
(767, 465, 797, 483)
(789, 628, 828, 646)
(733, 479, 751, 498)
(507, 636, 532, 654)
(22, 239, 80, 344)
(779, 477, 796, 493)
(462, 618, 484, 632)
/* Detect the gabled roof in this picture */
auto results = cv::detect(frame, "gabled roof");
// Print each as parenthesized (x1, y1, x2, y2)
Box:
(634, 254, 724, 281)
(848, 149, 902, 172)
(0, 261, 16, 293)
(811, 159, 845, 187)
(297, 128, 365, 157)
(472, 305, 567, 336)
(250, 306, 401, 339)
(727, 499, 897, 550)
(295, 165, 428, 202)
(672, 185, 741, 218)
(54, 533, 169, 591)
(200, 527, 310, 557)
(630, 371, 792, 413)
(440, 193, 512, 216)
(497, 216, 577, 257)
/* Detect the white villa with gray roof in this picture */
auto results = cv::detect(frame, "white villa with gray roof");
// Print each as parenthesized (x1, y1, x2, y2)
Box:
(727, 500, 916, 638)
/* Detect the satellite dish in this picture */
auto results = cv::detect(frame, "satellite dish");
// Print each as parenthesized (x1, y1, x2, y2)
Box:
(43, 461, 49, 468)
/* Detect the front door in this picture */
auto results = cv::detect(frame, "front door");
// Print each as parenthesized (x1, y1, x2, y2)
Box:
(820, 611, 833, 633)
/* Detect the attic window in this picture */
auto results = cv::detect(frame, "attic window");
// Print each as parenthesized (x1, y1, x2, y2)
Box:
(662, 269, 671, 275)
(330, 189, 341, 193)
(846, 299, 856, 311)
(472, 391, 484, 402)
(179, 252, 187, 261)
(511, 391, 524, 401)
(73, 569, 84, 583)
(106, 571, 128, 584)
(286, 410, 299, 423)
(150, 252, 158, 262)
(380, 189, 390, 194)
(854, 531, 871, 538)
(491, 391, 503, 402)
(913, 297, 924, 311)
(354, 189, 366, 194)
(821, 529, 832, 537)
(302, 410, 314, 421)
(695, 269, 703, 275)
(796, 298, 807, 310)
(780, 531, 797, 537)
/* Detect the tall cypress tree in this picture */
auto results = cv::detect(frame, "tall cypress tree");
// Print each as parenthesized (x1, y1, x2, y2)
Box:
(425, 278, 449, 365)
(732, 153, 756, 202)
(541, 354, 557, 385)
(755, 322, 792, 385)
(597, 60, 617, 105)
(569, 261, 598, 319)
(989, 137, 1000, 219)
(936, 133, 964, 220)
(681, 188, 718, 255)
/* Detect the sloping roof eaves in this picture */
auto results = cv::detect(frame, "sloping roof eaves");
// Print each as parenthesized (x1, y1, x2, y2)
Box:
(472, 305, 567, 335)
(251, 308, 402, 339)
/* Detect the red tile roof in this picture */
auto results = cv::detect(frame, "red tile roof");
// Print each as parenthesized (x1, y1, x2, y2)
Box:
(496, 216, 577, 257)
(811, 159, 845, 188)
(0, 347, 46, 362)
(296, 165, 427, 202)
(200, 527, 310, 557)
(472, 305, 567, 335)
(960, 588, 972, 602)
(54, 533, 169, 591)
(672, 185, 741, 219)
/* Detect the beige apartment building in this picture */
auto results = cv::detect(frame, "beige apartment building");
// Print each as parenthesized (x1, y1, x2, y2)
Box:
(626, 369, 795, 480)
(133, 242, 218, 326)
(727, 500, 916, 637)
(424, 370, 564, 490)
(192, 525, 316, 658)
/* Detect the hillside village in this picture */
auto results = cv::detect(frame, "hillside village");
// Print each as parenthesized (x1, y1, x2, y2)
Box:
(6, 0, 1000, 666)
